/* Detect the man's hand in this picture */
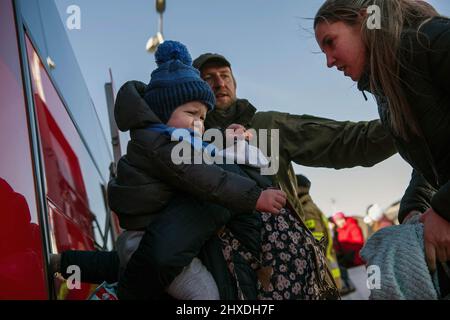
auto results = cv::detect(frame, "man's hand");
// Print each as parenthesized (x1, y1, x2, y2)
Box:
(420, 208, 450, 272)
(225, 124, 253, 141)
(256, 189, 287, 214)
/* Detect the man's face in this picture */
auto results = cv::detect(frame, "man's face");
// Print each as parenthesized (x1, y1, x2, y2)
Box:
(200, 63, 237, 110)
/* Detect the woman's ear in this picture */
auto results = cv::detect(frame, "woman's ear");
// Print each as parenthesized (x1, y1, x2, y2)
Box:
(358, 8, 369, 25)
(359, 8, 368, 18)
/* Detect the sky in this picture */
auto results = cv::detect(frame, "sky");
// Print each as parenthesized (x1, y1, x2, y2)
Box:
(55, 0, 449, 217)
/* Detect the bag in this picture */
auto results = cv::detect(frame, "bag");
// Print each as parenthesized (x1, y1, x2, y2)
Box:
(220, 205, 340, 300)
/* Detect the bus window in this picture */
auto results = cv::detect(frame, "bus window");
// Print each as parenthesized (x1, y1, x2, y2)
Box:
(0, 0, 47, 300)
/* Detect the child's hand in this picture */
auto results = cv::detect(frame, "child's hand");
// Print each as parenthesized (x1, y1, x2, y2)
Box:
(256, 189, 287, 214)
(225, 124, 253, 141)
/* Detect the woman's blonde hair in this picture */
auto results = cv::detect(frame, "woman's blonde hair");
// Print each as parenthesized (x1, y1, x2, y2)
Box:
(314, 0, 440, 140)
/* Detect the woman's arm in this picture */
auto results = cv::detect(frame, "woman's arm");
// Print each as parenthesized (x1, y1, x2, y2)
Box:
(398, 169, 436, 223)
(251, 111, 397, 169)
(427, 18, 450, 91)
(431, 182, 450, 222)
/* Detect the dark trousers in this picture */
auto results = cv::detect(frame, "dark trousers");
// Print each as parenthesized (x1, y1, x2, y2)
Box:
(61, 250, 119, 284)
(117, 195, 231, 300)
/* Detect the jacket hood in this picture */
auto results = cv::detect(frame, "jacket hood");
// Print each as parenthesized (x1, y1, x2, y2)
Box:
(114, 81, 162, 132)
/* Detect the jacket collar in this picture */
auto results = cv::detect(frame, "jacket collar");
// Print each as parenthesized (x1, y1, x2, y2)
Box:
(145, 123, 217, 156)
(205, 99, 257, 130)
(357, 70, 371, 93)
(358, 69, 387, 101)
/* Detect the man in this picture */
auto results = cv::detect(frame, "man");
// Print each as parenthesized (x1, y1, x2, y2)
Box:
(193, 53, 397, 221)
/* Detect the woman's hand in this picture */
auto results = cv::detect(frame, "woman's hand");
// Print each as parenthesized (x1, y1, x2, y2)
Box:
(256, 189, 287, 215)
(225, 124, 253, 141)
(420, 208, 450, 272)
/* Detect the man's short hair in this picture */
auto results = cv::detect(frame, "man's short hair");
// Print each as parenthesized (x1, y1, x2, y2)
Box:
(296, 174, 311, 197)
(296, 174, 311, 189)
(193, 53, 231, 71)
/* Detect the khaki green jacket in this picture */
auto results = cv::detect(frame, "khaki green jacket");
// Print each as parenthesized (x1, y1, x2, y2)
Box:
(205, 99, 398, 221)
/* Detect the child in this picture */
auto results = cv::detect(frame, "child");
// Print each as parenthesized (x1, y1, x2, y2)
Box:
(109, 40, 286, 300)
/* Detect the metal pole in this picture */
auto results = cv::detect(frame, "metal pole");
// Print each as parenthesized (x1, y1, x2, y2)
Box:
(105, 68, 121, 167)
(156, 0, 165, 39)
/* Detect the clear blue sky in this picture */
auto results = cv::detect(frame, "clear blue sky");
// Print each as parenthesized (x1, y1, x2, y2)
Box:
(55, 0, 449, 217)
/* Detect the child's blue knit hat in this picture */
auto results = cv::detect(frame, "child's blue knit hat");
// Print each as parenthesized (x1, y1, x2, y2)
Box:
(144, 41, 215, 123)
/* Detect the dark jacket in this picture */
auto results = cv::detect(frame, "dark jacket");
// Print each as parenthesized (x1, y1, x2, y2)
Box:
(359, 17, 450, 223)
(108, 81, 269, 299)
(108, 81, 262, 230)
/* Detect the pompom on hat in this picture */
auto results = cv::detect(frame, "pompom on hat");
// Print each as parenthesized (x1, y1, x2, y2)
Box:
(144, 41, 216, 123)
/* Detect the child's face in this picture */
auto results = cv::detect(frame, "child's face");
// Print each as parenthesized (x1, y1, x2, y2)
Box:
(167, 101, 208, 133)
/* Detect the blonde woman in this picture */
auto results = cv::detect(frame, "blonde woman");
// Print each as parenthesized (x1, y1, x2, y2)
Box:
(314, 0, 450, 292)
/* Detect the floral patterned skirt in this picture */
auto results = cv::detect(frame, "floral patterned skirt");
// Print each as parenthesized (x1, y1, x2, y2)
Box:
(219, 207, 339, 300)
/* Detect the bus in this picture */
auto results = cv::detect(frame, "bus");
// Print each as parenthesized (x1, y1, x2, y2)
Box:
(0, 0, 118, 299)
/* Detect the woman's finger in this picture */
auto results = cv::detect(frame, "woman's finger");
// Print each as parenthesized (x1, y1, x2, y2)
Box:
(425, 241, 437, 272)
(436, 246, 448, 264)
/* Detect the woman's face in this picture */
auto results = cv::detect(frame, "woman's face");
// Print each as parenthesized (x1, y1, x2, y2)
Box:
(315, 20, 367, 81)
(167, 101, 208, 133)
